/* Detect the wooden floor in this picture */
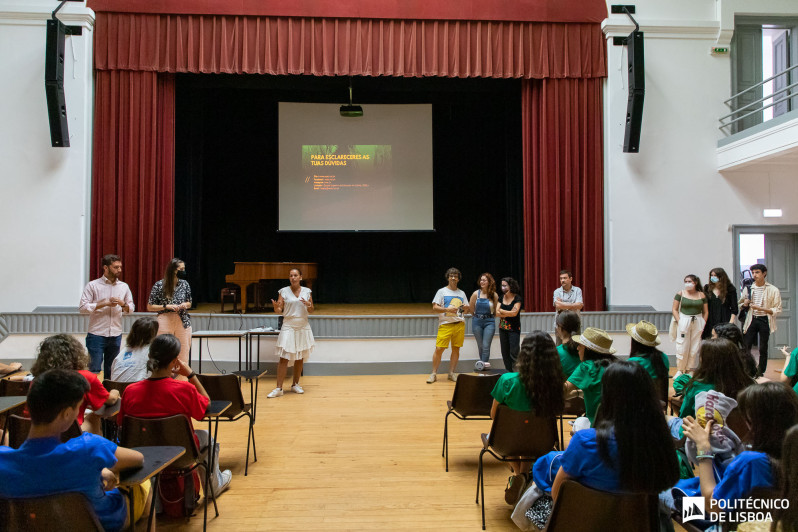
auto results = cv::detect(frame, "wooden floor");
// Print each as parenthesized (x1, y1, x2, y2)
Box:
(151, 373, 557, 531)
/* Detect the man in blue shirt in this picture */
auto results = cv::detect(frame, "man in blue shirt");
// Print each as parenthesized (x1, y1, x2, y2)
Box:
(0, 369, 148, 531)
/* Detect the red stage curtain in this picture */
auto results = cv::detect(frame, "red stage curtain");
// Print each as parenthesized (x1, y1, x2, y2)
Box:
(91, 71, 176, 307)
(522, 78, 604, 311)
(87, 0, 607, 25)
(94, 14, 606, 79)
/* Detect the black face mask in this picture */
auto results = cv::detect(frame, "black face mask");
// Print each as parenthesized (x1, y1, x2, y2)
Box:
(176, 270, 188, 280)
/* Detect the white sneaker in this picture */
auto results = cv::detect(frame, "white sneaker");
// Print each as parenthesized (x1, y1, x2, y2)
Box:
(216, 469, 232, 495)
(448, 373, 458, 382)
(483, 362, 491, 369)
(426, 373, 437, 384)
(673, 371, 683, 380)
(291, 383, 304, 394)
(267, 388, 283, 398)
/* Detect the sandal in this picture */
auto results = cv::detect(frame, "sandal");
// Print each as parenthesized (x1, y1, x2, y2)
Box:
(504, 473, 527, 505)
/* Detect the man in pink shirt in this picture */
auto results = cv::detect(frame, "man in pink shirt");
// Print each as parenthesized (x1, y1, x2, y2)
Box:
(79, 254, 135, 377)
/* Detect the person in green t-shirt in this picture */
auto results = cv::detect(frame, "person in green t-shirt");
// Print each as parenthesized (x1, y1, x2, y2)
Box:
(555, 310, 582, 379)
(563, 327, 617, 428)
(625, 320, 670, 402)
(778, 346, 798, 394)
(672, 338, 754, 419)
(490, 331, 565, 505)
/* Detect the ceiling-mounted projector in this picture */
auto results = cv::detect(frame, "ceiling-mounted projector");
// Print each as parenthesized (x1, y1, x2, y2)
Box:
(339, 104, 363, 117)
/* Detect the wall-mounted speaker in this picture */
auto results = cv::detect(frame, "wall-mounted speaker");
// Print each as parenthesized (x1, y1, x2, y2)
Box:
(45, 81, 70, 147)
(623, 90, 644, 153)
(45, 19, 66, 83)
(626, 31, 644, 91)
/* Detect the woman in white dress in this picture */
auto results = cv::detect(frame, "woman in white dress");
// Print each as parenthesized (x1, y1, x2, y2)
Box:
(267, 268, 315, 398)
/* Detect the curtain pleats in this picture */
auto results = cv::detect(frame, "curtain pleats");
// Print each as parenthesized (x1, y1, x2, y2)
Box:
(522, 78, 605, 311)
(94, 14, 607, 79)
(91, 71, 175, 307)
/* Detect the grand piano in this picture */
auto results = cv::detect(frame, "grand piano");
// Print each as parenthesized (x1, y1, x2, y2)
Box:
(225, 262, 318, 313)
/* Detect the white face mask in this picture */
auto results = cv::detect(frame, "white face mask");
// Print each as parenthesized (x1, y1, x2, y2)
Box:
(501, 286, 509, 293)
(684, 282, 695, 290)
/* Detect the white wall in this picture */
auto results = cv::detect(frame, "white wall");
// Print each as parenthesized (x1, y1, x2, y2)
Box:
(603, 0, 798, 311)
(0, 1, 94, 312)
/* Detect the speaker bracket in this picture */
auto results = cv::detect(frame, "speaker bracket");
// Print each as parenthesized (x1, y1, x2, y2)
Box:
(612, 36, 627, 46)
(610, 5, 636, 14)
(64, 25, 82, 36)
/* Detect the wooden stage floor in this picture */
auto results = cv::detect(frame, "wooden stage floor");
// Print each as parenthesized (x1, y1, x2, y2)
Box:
(195, 302, 434, 316)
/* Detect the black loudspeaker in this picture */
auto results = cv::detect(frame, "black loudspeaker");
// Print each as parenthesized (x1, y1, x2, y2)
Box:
(626, 31, 644, 91)
(45, 19, 66, 83)
(45, 81, 70, 147)
(623, 90, 644, 153)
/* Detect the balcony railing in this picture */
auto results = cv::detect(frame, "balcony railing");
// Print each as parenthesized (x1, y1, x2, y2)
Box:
(719, 63, 798, 135)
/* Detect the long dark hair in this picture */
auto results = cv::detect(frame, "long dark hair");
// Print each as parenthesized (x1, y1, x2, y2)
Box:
(146, 334, 181, 373)
(628, 338, 669, 385)
(594, 361, 680, 492)
(162, 257, 184, 300)
(706, 267, 731, 302)
(126, 316, 159, 349)
(773, 425, 798, 531)
(582, 347, 617, 366)
(713, 323, 757, 379)
(517, 331, 565, 416)
(555, 310, 581, 354)
(737, 382, 798, 459)
(685, 338, 753, 400)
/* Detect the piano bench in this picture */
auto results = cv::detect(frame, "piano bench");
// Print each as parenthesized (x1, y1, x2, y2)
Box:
(220, 288, 239, 313)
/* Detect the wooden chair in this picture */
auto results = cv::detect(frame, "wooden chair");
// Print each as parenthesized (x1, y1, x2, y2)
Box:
(6, 416, 82, 449)
(442, 372, 500, 471)
(558, 396, 585, 450)
(0, 379, 29, 434)
(197, 373, 257, 475)
(101, 380, 134, 442)
(725, 407, 749, 442)
(546, 479, 659, 532)
(121, 414, 219, 530)
(476, 404, 558, 530)
(220, 287, 238, 313)
(0, 491, 104, 532)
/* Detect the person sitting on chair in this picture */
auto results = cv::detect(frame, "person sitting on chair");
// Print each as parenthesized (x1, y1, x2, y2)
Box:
(0, 369, 150, 532)
(118, 334, 232, 494)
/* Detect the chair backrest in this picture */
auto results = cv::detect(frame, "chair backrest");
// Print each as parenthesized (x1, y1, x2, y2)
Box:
(547, 479, 658, 532)
(102, 379, 134, 396)
(561, 396, 585, 416)
(197, 374, 246, 418)
(6, 416, 81, 449)
(120, 415, 200, 470)
(1, 380, 30, 397)
(0, 491, 104, 532)
(450, 373, 500, 417)
(488, 404, 558, 458)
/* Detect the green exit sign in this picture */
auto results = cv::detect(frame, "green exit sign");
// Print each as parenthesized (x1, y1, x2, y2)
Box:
(712, 47, 729, 54)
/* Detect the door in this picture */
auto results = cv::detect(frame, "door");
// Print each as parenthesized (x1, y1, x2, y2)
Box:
(764, 233, 795, 355)
(772, 30, 790, 118)
(731, 25, 763, 133)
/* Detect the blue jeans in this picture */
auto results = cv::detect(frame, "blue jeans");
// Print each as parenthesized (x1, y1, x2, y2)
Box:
(472, 317, 496, 363)
(86, 333, 122, 376)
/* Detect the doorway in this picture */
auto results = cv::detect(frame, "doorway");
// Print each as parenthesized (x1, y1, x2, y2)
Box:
(733, 227, 798, 359)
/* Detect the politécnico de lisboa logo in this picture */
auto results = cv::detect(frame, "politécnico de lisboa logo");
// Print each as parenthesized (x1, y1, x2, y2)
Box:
(683, 497, 706, 522)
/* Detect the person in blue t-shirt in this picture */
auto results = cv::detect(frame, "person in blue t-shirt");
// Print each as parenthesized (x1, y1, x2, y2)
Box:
(671, 382, 798, 522)
(534, 361, 679, 501)
(0, 369, 150, 532)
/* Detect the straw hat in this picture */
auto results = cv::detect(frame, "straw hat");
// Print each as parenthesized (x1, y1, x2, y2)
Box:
(625, 320, 661, 347)
(572, 327, 616, 355)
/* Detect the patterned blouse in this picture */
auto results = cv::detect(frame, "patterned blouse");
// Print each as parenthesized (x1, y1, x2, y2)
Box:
(149, 279, 192, 329)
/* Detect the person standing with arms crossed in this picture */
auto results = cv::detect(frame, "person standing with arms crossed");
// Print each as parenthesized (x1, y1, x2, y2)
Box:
(740, 263, 782, 377)
(147, 258, 193, 368)
(79, 254, 135, 377)
(428, 268, 470, 383)
(553, 269, 583, 345)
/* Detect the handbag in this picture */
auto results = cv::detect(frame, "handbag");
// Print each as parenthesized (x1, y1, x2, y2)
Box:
(669, 291, 684, 342)
(511, 482, 550, 531)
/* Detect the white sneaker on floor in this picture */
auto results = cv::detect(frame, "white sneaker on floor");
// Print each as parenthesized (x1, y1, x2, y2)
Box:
(673, 371, 683, 380)
(448, 373, 458, 382)
(291, 383, 304, 394)
(267, 388, 283, 398)
(426, 373, 437, 384)
(216, 469, 232, 495)
(483, 362, 491, 369)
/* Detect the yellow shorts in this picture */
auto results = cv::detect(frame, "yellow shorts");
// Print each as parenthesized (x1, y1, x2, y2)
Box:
(120, 478, 152, 526)
(436, 322, 465, 348)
